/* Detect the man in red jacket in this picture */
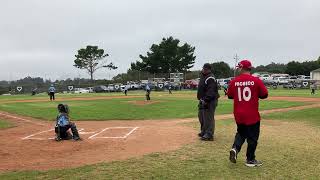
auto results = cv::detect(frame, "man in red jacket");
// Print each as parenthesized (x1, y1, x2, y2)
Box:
(227, 60, 268, 167)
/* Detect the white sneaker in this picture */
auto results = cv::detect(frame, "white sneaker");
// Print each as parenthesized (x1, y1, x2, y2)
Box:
(245, 159, 263, 167)
(229, 148, 237, 163)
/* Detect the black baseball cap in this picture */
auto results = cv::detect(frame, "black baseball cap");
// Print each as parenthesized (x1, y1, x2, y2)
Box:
(202, 63, 212, 70)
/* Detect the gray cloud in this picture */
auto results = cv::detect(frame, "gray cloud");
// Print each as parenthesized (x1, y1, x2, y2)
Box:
(1, 0, 319, 80)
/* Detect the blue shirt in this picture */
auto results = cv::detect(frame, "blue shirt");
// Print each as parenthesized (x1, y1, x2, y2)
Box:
(48, 87, 56, 93)
(146, 85, 150, 91)
(56, 113, 70, 126)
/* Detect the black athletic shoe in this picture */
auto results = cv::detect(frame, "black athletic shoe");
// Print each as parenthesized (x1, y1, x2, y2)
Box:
(245, 159, 263, 167)
(198, 133, 204, 137)
(200, 135, 214, 141)
(229, 148, 237, 163)
(73, 136, 81, 141)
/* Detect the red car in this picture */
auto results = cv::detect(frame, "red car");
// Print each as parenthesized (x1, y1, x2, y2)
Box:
(184, 80, 199, 89)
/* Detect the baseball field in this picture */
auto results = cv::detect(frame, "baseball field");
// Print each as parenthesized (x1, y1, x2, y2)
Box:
(0, 89, 319, 179)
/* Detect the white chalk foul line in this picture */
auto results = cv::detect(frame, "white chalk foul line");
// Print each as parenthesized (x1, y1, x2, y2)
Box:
(123, 127, 139, 139)
(89, 127, 139, 139)
(79, 131, 96, 135)
(0, 112, 45, 126)
(22, 129, 54, 140)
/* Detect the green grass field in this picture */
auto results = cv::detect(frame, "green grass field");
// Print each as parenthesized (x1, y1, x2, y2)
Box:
(1, 117, 319, 179)
(0, 97, 305, 121)
(0, 88, 318, 102)
(263, 107, 320, 126)
(268, 88, 320, 97)
(0, 119, 13, 129)
(0, 90, 320, 179)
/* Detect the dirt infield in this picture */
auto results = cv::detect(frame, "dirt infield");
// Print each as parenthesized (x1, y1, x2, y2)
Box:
(0, 96, 319, 171)
(0, 113, 196, 171)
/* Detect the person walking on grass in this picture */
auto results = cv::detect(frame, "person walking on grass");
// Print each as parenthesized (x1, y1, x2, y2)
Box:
(168, 84, 172, 94)
(124, 86, 128, 96)
(227, 60, 268, 167)
(197, 63, 219, 141)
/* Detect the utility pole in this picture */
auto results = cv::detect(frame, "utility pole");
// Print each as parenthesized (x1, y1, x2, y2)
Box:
(78, 72, 81, 87)
(233, 54, 239, 77)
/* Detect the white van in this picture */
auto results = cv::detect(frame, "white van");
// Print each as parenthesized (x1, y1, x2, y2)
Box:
(273, 77, 289, 84)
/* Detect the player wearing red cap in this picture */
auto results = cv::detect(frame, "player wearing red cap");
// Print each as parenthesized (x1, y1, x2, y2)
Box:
(227, 60, 268, 167)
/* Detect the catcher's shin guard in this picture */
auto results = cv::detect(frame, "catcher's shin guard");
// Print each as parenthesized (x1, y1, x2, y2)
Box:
(70, 123, 80, 140)
(54, 125, 61, 141)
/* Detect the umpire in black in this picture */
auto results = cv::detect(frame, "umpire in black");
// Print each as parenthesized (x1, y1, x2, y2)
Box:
(197, 63, 220, 141)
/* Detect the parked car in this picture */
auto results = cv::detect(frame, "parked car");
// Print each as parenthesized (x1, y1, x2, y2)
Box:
(93, 85, 109, 93)
(298, 75, 311, 80)
(184, 80, 198, 89)
(74, 88, 90, 94)
(271, 74, 289, 78)
(273, 77, 289, 85)
(297, 75, 310, 80)
(288, 76, 298, 81)
(86, 87, 94, 93)
(287, 76, 298, 84)
(107, 84, 115, 92)
(259, 74, 273, 81)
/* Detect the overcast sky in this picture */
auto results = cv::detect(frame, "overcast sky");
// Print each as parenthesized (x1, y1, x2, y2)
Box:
(0, 0, 319, 81)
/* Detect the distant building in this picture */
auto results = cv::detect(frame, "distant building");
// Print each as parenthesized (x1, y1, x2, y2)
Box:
(310, 68, 320, 80)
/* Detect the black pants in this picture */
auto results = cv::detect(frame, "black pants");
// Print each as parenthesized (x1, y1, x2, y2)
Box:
(49, 92, 55, 101)
(232, 121, 260, 161)
(198, 100, 218, 137)
(146, 90, 151, 100)
(124, 90, 128, 96)
(311, 89, 315, 95)
(55, 123, 80, 140)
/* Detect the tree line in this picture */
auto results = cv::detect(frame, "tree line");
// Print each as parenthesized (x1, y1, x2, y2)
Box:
(72, 36, 320, 81)
(253, 57, 320, 75)
(1, 36, 319, 94)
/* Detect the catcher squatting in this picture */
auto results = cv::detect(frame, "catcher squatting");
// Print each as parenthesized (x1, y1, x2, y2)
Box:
(55, 104, 81, 141)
